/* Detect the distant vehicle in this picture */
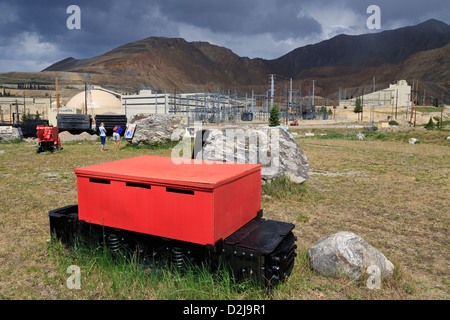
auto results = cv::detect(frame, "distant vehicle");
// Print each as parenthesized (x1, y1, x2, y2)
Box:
(36, 125, 62, 153)
(290, 120, 299, 126)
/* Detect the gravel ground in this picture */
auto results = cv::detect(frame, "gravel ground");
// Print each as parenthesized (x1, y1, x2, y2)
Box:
(58, 131, 98, 142)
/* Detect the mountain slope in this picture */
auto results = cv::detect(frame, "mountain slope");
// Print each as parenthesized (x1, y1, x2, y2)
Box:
(43, 37, 273, 92)
(267, 19, 450, 78)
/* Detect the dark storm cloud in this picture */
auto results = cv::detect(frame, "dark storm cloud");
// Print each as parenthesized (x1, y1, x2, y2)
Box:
(367, 0, 450, 27)
(0, 0, 449, 72)
(153, 0, 322, 38)
(0, 0, 178, 60)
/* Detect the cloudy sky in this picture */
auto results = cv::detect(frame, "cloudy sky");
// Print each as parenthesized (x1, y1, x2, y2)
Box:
(0, 0, 449, 72)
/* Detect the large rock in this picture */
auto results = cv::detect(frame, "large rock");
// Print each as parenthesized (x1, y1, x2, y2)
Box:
(307, 231, 394, 280)
(0, 127, 21, 142)
(131, 115, 186, 145)
(197, 126, 309, 183)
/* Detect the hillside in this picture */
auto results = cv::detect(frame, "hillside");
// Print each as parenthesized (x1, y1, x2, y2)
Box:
(268, 19, 450, 76)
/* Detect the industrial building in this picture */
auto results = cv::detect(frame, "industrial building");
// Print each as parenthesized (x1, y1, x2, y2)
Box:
(121, 89, 270, 124)
(339, 80, 412, 108)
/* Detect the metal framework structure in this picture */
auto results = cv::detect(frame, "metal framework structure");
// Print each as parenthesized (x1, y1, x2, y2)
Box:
(120, 76, 328, 124)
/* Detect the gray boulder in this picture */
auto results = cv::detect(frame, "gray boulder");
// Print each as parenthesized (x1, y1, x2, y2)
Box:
(198, 126, 309, 183)
(0, 127, 21, 142)
(131, 115, 186, 145)
(307, 231, 394, 280)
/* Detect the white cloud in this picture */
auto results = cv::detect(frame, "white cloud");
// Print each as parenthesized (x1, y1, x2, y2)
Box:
(0, 59, 51, 73)
(0, 32, 65, 72)
(299, 3, 366, 40)
(14, 32, 58, 56)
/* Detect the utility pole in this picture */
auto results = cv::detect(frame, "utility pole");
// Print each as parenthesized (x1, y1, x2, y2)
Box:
(391, 92, 394, 120)
(174, 87, 177, 114)
(288, 78, 292, 125)
(362, 88, 364, 122)
(84, 81, 87, 115)
(414, 80, 419, 127)
(289, 78, 293, 111)
(251, 90, 254, 114)
(338, 88, 342, 107)
(56, 77, 60, 114)
(312, 80, 315, 107)
(164, 90, 167, 114)
(371, 76, 375, 128)
(270, 75, 274, 110)
(410, 80, 415, 126)
(395, 89, 398, 119)
(15, 99, 19, 124)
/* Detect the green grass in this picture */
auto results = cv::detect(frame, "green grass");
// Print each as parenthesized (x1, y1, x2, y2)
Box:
(415, 106, 445, 113)
(262, 176, 308, 200)
(1, 128, 448, 300)
(46, 237, 272, 300)
(297, 128, 450, 146)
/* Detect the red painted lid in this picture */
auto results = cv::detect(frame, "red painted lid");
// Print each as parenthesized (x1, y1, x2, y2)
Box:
(74, 155, 262, 190)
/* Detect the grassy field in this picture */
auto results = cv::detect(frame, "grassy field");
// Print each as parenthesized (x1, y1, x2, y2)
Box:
(0, 127, 448, 300)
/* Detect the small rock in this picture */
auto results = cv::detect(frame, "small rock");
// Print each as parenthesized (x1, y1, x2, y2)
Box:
(307, 231, 394, 280)
(409, 138, 418, 144)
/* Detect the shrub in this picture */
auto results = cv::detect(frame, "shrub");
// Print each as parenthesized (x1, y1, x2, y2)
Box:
(388, 120, 399, 126)
(424, 117, 435, 130)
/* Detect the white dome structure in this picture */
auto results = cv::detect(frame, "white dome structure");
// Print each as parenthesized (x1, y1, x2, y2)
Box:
(66, 90, 122, 115)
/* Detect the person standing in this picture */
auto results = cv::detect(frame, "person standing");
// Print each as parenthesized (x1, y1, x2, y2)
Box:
(112, 125, 121, 151)
(99, 122, 106, 151)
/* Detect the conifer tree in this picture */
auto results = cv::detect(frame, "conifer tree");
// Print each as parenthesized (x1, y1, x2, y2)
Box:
(269, 105, 280, 127)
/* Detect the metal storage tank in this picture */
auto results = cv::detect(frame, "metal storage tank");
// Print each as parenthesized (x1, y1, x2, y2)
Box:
(66, 89, 122, 115)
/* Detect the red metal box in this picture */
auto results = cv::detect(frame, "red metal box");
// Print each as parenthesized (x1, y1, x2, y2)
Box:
(74, 155, 262, 246)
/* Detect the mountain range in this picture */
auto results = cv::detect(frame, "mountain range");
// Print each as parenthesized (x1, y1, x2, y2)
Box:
(36, 19, 450, 102)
